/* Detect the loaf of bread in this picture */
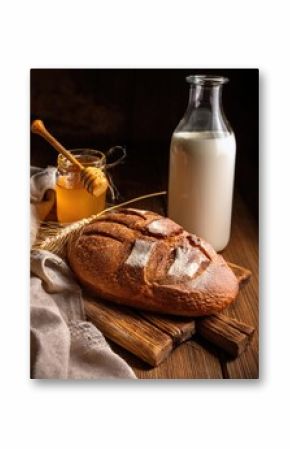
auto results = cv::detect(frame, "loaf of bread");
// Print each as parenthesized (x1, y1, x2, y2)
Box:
(68, 208, 239, 316)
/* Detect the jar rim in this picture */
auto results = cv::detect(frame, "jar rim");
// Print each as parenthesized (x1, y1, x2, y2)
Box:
(186, 75, 229, 86)
(58, 148, 106, 171)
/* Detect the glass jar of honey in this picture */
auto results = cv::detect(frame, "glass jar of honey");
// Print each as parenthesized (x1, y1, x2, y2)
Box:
(56, 149, 108, 223)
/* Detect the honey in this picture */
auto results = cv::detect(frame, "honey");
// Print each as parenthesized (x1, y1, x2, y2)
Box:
(56, 149, 108, 224)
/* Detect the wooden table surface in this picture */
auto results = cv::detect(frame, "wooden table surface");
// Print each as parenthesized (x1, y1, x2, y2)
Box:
(109, 186, 259, 379)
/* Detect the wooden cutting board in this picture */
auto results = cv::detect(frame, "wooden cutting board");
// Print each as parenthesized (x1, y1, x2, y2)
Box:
(84, 262, 254, 366)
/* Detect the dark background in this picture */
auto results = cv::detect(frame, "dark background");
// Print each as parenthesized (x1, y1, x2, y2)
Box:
(30, 69, 259, 220)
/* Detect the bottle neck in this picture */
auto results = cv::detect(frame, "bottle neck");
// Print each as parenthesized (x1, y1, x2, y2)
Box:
(188, 84, 222, 112)
(177, 83, 230, 133)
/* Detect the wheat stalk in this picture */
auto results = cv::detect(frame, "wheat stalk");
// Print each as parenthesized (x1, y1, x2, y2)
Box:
(32, 191, 167, 257)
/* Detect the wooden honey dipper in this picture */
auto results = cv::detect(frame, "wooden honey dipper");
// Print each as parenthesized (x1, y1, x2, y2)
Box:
(31, 120, 108, 197)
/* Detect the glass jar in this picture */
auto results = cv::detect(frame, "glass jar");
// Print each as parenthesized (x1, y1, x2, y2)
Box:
(56, 149, 108, 223)
(168, 75, 236, 252)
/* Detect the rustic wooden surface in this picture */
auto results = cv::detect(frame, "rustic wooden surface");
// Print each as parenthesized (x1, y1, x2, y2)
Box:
(83, 264, 253, 366)
(106, 191, 259, 379)
(196, 314, 255, 358)
(84, 298, 174, 366)
(140, 312, 196, 345)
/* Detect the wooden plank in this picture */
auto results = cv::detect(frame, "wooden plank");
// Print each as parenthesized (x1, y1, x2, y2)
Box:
(140, 312, 196, 344)
(107, 338, 222, 379)
(134, 341, 223, 379)
(83, 284, 254, 375)
(196, 314, 255, 357)
(84, 298, 173, 367)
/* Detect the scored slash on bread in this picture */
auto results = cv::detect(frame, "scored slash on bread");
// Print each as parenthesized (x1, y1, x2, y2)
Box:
(67, 208, 239, 317)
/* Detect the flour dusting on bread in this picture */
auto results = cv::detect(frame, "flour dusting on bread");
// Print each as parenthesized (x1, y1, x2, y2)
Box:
(125, 239, 155, 268)
(147, 218, 181, 237)
(168, 247, 204, 278)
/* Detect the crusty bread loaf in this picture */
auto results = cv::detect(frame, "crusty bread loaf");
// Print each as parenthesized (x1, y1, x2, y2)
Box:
(67, 208, 239, 316)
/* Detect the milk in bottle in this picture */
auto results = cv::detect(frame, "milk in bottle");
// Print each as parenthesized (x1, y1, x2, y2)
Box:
(168, 75, 236, 252)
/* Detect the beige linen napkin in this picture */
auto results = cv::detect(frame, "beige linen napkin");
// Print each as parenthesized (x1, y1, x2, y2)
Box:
(30, 167, 136, 379)
(30, 166, 57, 246)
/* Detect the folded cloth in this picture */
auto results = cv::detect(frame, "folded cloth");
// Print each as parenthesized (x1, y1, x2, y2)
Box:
(31, 249, 136, 379)
(30, 166, 57, 245)
(30, 166, 56, 203)
(30, 167, 136, 379)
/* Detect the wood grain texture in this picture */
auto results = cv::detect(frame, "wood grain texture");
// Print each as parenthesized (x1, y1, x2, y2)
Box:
(219, 197, 259, 379)
(84, 296, 254, 367)
(83, 261, 252, 368)
(84, 298, 173, 366)
(139, 341, 223, 379)
(196, 314, 255, 357)
(140, 312, 196, 344)
(107, 337, 223, 379)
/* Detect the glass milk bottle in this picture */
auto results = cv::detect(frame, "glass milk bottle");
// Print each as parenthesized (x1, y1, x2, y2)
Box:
(168, 75, 236, 252)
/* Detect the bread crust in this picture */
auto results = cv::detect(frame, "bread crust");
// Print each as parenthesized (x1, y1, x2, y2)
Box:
(67, 208, 239, 316)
